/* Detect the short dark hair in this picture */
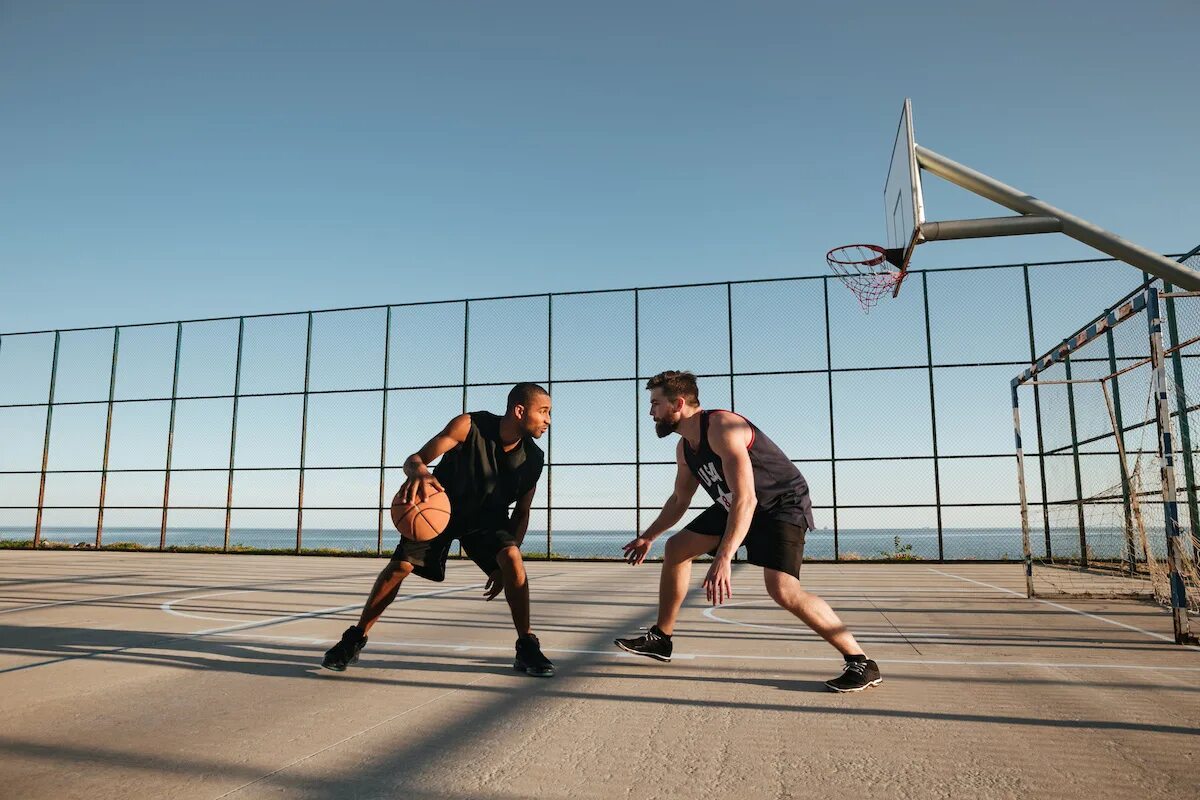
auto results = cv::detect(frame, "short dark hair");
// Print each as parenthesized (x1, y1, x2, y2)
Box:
(507, 382, 550, 413)
(646, 371, 699, 407)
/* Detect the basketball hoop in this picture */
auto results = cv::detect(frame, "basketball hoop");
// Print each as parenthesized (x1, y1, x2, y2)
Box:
(826, 244, 908, 311)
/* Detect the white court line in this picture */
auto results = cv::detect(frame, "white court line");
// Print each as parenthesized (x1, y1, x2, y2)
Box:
(702, 599, 949, 638)
(211, 632, 1200, 673)
(928, 568, 1200, 653)
(176, 582, 487, 637)
(0, 587, 196, 616)
(161, 590, 255, 623)
(0, 582, 484, 676)
(0, 571, 382, 616)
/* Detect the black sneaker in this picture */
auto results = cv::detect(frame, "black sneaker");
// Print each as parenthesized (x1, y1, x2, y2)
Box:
(824, 658, 882, 692)
(514, 634, 556, 678)
(322, 626, 367, 672)
(613, 626, 673, 662)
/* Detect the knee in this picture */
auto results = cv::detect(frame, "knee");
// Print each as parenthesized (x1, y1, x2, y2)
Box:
(496, 547, 525, 580)
(764, 573, 798, 605)
(384, 560, 414, 582)
(663, 535, 693, 566)
(765, 581, 788, 605)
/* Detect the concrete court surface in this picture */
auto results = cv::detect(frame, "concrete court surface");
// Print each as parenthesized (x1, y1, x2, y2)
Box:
(0, 550, 1197, 800)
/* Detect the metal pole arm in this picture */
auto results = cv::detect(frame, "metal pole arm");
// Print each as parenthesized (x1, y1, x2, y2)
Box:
(916, 145, 1200, 291)
(921, 215, 1062, 242)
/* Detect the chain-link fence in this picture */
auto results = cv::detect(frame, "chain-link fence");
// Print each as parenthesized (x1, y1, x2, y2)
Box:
(2, 252, 1195, 561)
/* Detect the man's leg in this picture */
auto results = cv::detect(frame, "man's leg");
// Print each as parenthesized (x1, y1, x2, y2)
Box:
(323, 559, 413, 671)
(763, 568, 882, 692)
(495, 545, 530, 636)
(614, 529, 718, 662)
(656, 530, 721, 635)
(763, 568, 864, 656)
(493, 544, 555, 677)
(358, 558, 414, 635)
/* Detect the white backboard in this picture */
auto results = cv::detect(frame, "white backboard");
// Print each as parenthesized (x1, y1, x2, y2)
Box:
(883, 98, 925, 269)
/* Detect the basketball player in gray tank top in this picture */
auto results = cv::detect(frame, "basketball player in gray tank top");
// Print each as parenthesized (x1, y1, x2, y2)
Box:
(614, 371, 882, 692)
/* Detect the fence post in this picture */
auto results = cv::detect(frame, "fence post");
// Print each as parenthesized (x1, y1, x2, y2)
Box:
(459, 301, 469, 560)
(823, 278, 839, 559)
(726, 283, 736, 411)
(1022, 265, 1053, 558)
(224, 318, 245, 552)
(634, 289, 641, 537)
(160, 322, 183, 550)
(921, 273, 944, 560)
(296, 312, 313, 553)
(546, 294, 553, 558)
(34, 331, 61, 548)
(96, 327, 121, 548)
(378, 307, 392, 556)
(727, 282, 740, 563)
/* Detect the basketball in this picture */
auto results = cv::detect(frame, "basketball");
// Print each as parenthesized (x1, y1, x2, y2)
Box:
(390, 488, 452, 541)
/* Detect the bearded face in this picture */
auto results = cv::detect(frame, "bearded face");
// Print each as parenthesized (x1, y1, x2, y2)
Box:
(654, 416, 679, 438)
(649, 389, 683, 438)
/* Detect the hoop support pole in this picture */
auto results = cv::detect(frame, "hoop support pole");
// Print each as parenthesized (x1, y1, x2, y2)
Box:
(921, 215, 1062, 241)
(916, 145, 1200, 291)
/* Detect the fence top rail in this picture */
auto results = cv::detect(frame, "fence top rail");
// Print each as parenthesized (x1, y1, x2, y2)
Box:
(4, 252, 1193, 339)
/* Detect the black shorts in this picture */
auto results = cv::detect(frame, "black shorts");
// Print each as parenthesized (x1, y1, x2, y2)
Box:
(392, 515, 516, 582)
(682, 504, 806, 577)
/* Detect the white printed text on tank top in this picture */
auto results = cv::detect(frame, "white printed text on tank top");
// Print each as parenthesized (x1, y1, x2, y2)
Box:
(696, 461, 734, 511)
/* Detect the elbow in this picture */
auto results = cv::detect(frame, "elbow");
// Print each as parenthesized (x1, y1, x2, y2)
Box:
(732, 495, 758, 514)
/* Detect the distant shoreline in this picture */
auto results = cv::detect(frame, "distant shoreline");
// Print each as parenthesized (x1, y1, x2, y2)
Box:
(2, 525, 1146, 561)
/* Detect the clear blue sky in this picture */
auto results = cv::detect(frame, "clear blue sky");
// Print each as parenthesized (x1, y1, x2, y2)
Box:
(2, 1, 1197, 333)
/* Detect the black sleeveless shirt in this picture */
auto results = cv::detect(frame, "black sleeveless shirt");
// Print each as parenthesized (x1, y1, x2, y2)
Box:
(681, 410, 815, 529)
(433, 411, 544, 520)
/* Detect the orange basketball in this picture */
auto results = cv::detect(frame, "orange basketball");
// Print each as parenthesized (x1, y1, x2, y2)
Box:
(390, 489, 452, 541)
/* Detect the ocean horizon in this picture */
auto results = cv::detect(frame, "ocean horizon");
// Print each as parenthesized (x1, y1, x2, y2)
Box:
(2, 525, 1148, 561)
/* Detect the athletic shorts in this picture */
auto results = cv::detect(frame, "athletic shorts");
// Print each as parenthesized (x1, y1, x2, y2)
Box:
(391, 515, 516, 582)
(682, 504, 806, 577)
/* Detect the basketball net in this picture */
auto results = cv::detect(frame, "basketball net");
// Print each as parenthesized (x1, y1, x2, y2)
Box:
(826, 244, 904, 311)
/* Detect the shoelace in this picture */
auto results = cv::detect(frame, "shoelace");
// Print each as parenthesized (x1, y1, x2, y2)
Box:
(843, 661, 867, 676)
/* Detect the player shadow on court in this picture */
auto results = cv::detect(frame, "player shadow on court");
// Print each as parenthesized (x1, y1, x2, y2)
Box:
(0, 571, 149, 590)
(569, 661, 1200, 694)
(0, 623, 561, 686)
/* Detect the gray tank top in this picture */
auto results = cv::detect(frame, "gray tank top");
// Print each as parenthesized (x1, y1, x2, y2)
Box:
(681, 410, 814, 529)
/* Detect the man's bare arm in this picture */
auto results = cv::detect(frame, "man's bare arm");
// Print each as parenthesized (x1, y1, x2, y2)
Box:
(702, 412, 757, 604)
(645, 440, 700, 539)
(508, 485, 537, 547)
(709, 412, 757, 560)
(623, 440, 699, 565)
(399, 414, 471, 503)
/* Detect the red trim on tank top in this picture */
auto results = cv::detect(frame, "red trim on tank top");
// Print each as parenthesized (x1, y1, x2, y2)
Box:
(708, 409, 755, 450)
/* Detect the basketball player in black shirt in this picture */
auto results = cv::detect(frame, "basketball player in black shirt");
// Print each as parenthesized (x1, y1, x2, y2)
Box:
(323, 383, 556, 677)
(615, 371, 881, 692)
